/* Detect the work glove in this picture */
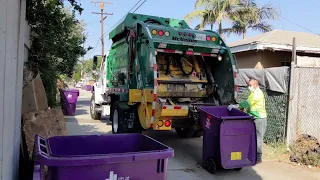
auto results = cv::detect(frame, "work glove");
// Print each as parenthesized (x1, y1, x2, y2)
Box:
(227, 104, 239, 111)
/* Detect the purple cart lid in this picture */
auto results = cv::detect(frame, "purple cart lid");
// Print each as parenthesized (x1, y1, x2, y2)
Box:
(63, 88, 79, 93)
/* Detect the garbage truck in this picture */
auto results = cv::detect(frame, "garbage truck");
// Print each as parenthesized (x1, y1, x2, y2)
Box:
(90, 13, 238, 138)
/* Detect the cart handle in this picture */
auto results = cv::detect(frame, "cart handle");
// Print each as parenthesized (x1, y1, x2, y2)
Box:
(34, 135, 50, 159)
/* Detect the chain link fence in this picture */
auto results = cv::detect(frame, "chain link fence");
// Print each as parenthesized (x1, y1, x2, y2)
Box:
(287, 66, 320, 144)
(236, 67, 290, 144)
(237, 87, 289, 144)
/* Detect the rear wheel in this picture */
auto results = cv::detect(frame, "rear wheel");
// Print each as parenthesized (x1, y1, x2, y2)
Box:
(90, 94, 101, 120)
(175, 127, 195, 138)
(111, 101, 142, 134)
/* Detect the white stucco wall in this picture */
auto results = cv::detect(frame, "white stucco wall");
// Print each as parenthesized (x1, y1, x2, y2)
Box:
(0, 0, 27, 179)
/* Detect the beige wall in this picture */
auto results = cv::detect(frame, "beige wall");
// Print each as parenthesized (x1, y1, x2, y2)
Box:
(234, 50, 292, 68)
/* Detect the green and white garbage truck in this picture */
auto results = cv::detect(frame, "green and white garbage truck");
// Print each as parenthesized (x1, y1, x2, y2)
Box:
(90, 13, 238, 138)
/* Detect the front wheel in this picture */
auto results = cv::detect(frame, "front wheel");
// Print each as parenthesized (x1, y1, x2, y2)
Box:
(90, 94, 101, 120)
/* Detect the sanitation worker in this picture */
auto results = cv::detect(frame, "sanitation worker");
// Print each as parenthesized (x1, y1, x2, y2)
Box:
(228, 78, 267, 164)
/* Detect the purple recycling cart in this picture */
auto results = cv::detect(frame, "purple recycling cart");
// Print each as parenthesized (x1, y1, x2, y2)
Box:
(33, 134, 174, 180)
(199, 106, 256, 174)
(85, 85, 92, 91)
(60, 89, 79, 116)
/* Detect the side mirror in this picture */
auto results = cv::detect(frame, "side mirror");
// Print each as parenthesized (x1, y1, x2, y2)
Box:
(93, 55, 98, 70)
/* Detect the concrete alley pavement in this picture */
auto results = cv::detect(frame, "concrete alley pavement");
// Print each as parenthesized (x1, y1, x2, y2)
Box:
(65, 87, 320, 180)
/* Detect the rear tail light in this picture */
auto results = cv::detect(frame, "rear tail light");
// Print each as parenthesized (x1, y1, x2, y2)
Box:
(184, 32, 187, 36)
(188, 33, 192, 37)
(206, 36, 211, 41)
(158, 30, 164, 36)
(152, 29, 157, 35)
(164, 120, 171, 127)
(186, 51, 194, 55)
(178, 32, 182, 36)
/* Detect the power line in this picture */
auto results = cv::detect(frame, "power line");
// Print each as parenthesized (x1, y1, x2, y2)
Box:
(280, 16, 319, 35)
(86, 0, 147, 58)
(101, 0, 147, 39)
(276, 0, 288, 42)
(91, 1, 113, 58)
(129, 0, 142, 12)
(86, 41, 100, 58)
(258, 1, 318, 35)
(133, 0, 147, 13)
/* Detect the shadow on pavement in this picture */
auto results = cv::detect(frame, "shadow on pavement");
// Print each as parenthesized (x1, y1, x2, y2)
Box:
(145, 130, 263, 180)
(65, 116, 111, 135)
(65, 96, 112, 135)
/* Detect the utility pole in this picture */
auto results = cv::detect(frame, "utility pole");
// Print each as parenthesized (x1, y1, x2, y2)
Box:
(91, 1, 113, 59)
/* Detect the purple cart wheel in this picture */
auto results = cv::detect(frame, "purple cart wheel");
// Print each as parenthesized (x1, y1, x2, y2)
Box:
(206, 158, 217, 174)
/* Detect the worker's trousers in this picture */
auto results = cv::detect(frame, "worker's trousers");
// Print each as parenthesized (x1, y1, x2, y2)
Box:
(254, 118, 267, 160)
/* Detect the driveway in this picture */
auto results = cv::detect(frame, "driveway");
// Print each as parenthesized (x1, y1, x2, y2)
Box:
(65, 88, 320, 180)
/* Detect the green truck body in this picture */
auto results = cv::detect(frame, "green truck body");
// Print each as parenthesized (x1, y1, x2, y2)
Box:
(91, 13, 238, 137)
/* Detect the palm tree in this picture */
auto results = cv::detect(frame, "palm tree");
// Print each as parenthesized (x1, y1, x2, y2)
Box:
(222, 1, 278, 39)
(185, 0, 239, 34)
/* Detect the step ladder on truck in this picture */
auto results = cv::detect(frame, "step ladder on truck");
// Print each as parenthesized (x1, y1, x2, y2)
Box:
(90, 13, 239, 138)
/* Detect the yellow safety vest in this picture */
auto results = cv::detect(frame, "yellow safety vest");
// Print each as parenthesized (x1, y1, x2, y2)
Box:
(239, 87, 267, 119)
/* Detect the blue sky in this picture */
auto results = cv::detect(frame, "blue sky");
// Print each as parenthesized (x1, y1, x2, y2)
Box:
(73, 0, 320, 60)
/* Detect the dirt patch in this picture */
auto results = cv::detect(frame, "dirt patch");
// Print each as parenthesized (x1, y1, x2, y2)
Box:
(22, 107, 68, 159)
(263, 143, 290, 163)
(290, 134, 320, 167)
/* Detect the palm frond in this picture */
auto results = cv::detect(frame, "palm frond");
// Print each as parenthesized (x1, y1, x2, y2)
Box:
(249, 22, 273, 32)
(258, 3, 278, 20)
(185, 9, 208, 23)
(194, 24, 201, 30)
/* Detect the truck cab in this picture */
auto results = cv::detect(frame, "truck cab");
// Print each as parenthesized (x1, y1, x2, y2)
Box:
(91, 13, 238, 138)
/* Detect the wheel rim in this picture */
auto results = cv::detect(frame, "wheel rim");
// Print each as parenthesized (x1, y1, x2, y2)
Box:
(90, 99, 95, 115)
(113, 109, 118, 133)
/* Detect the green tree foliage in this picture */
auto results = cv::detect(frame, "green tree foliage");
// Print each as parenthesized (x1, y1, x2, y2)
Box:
(73, 63, 82, 83)
(26, 0, 89, 106)
(185, 0, 277, 38)
(185, 0, 239, 33)
(82, 59, 93, 74)
(223, 1, 278, 39)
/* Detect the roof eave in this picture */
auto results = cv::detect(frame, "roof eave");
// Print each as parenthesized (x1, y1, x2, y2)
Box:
(231, 42, 320, 54)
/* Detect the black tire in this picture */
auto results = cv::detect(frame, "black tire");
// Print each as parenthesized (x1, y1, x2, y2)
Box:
(206, 158, 217, 174)
(90, 94, 101, 120)
(193, 129, 204, 138)
(175, 127, 195, 138)
(111, 101, 142, 134)
(109, 101, 114, 122)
